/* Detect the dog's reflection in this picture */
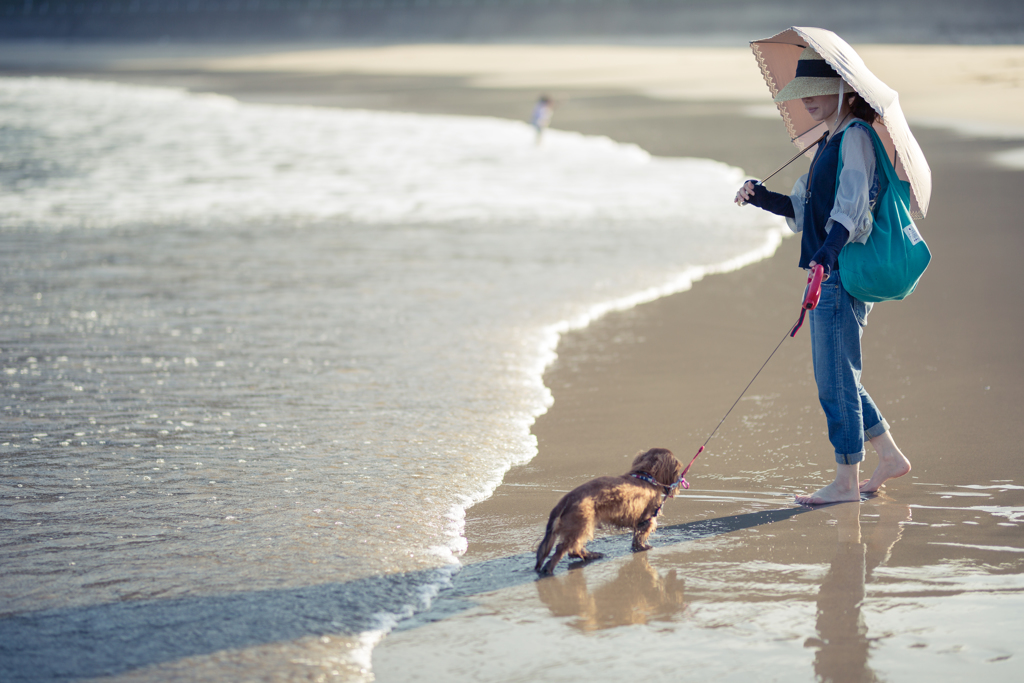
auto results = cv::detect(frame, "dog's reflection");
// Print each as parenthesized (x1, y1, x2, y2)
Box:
(807, 499, 910, 683)
(535, 552, 686, 632)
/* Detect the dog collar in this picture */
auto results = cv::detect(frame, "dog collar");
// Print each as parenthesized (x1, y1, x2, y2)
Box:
(630, 471, 690, 494)
(630, 471, 673, 496)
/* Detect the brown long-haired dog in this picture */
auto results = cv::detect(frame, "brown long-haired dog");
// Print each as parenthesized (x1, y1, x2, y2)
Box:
(535, 447, 684, 576)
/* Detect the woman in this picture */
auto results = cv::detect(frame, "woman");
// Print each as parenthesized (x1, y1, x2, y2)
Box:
(735, 47, 911, 505)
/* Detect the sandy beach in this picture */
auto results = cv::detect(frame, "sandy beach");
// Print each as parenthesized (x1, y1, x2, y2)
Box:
(3, 40, 1024, 681)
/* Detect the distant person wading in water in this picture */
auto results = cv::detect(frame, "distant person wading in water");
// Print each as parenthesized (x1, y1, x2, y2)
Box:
(531, 95, 554, 145)
(735, 48, 912, 505)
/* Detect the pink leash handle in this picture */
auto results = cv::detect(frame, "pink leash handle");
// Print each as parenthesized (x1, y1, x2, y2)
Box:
(790, 264, 824, 337)
(802, 263, 825, 311)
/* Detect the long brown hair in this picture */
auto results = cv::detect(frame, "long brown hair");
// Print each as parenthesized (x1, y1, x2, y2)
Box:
(847, 92, 879, 123)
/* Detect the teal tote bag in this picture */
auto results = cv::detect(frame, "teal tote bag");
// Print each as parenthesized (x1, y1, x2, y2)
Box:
(837, 121, 931, 303)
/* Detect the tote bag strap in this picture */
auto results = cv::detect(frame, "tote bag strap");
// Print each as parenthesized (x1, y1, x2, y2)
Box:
(836, 120, 909, 208)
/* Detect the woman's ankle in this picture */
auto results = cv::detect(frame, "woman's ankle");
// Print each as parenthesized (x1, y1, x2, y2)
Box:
(835, 463, 861, 491)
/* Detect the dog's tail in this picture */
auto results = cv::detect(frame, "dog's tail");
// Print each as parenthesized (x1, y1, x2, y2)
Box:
(535, 498, 566, 572)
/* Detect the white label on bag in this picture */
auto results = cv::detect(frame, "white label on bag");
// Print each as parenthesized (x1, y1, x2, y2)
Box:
(904, 222, 923, 246)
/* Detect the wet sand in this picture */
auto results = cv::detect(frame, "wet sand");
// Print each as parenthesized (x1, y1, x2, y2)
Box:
(402, 85, 1024, 683)
(5, 43, 1023, 682)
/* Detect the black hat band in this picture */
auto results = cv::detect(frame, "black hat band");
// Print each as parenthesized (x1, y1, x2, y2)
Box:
(794, 59, 840, 79)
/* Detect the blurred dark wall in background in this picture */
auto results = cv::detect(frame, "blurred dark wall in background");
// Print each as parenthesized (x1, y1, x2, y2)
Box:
(1, 0, 1021, 44)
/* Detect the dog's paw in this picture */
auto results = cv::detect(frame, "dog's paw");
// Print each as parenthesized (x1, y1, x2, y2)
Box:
(631, 543, 653, 552)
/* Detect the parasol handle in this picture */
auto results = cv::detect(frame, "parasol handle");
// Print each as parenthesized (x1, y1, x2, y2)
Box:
(736, 131, 828, 206)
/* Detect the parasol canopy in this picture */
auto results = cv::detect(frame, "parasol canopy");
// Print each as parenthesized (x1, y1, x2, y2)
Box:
(751, 27, 932, 219)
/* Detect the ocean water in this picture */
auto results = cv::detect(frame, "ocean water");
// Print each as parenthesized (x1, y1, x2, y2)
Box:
(0, 77, 787, 680)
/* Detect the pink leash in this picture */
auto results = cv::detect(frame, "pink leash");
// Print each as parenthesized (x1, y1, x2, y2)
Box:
(678, 265, 825, 490)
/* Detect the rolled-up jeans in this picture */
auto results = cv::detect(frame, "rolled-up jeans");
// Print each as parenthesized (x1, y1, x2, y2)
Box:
(808, 270, 889, 464)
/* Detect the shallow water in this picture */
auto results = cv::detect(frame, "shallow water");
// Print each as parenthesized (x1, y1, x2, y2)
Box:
(0, 77, 787, 680)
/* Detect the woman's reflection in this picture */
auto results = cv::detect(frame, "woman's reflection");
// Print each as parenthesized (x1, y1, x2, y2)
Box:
(807, 500, 911, 683)
(535, 552, 686, 632)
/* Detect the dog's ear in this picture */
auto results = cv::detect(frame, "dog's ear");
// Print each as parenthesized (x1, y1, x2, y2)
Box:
(657, 449, 683, 485)
(668, 455, 685, 484)
(632, 448, 680, 485)
(653, 451, 673, 485)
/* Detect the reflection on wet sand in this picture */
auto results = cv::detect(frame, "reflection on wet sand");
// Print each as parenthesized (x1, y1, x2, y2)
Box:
(536, 553, 686, 632)
(531, 499, 912, 681)
(373, 491, 1022, 682)
(807, 500, 911, 683)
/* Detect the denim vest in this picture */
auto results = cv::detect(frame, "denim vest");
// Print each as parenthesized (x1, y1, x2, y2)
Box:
(798, 130, 845, 269)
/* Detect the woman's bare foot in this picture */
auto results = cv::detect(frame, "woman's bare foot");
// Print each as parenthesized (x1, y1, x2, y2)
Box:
(860, 431, 911, 493)
(795, 481, 862, 505)
(796, 463, 862, 506)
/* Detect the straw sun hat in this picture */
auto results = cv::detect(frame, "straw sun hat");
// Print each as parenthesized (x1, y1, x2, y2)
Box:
(773, 47, 850, 102)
